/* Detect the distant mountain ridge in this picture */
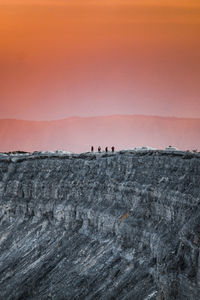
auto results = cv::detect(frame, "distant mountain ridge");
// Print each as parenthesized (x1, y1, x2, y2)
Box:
(0, 115, 200, 153)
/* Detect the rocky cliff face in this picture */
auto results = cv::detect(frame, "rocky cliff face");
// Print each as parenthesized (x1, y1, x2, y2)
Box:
(0, 150, 200, 300)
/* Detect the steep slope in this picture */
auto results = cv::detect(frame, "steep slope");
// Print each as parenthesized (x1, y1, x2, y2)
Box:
(0, 115, 200, 153)
(0, 150, 200, 299)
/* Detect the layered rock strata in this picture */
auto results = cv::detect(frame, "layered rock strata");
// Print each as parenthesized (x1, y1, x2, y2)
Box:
(0, 150, 200, 299)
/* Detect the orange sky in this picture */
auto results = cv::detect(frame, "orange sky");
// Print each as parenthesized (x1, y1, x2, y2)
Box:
(0, 0, 200, 120)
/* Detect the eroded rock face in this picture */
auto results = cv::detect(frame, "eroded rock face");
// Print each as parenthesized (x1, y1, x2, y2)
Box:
(0, 150, 200, 300)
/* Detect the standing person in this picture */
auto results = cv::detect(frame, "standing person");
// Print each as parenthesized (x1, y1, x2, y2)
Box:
(111, 146, 115, 152)
(98, 146, 101, 153)
(91, 146, 94, 152)
(105, 147, 108, 153)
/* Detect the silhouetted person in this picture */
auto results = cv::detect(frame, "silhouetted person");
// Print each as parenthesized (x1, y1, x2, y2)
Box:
(111, 146, 115, 152)
(105, 147, 108, 152)
(98, 146, 101, 153)
(91, 146, 94, 152)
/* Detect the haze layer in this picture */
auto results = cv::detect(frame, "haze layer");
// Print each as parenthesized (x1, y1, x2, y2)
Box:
(0, 0, 200, 120)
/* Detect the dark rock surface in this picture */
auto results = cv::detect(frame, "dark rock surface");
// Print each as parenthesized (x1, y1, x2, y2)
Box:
(0, 149, 200, 299)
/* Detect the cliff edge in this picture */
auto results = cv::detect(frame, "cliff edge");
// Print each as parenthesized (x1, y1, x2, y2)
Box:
(0, 150, 200, 299)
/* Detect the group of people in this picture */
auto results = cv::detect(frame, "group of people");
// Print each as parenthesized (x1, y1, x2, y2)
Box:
(91, 146, 115, 153)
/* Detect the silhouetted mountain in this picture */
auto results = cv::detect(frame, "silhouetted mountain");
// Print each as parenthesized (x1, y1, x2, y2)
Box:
(0, 115, 200, 152)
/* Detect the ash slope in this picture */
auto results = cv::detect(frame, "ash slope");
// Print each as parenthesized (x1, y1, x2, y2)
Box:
(0, 150, 200, 300)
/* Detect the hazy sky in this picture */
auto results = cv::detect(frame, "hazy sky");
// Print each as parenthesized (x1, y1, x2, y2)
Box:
(0, 0, 200, 120)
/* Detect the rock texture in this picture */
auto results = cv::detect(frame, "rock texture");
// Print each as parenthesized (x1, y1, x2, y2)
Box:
(0, 149, 200, 299)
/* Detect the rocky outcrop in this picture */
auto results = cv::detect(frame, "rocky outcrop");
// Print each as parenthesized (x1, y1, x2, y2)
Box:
(0, 149, 200, 299)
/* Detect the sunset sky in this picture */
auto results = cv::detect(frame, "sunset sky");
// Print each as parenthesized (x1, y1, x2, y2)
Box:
(0, 0, 200, 120)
